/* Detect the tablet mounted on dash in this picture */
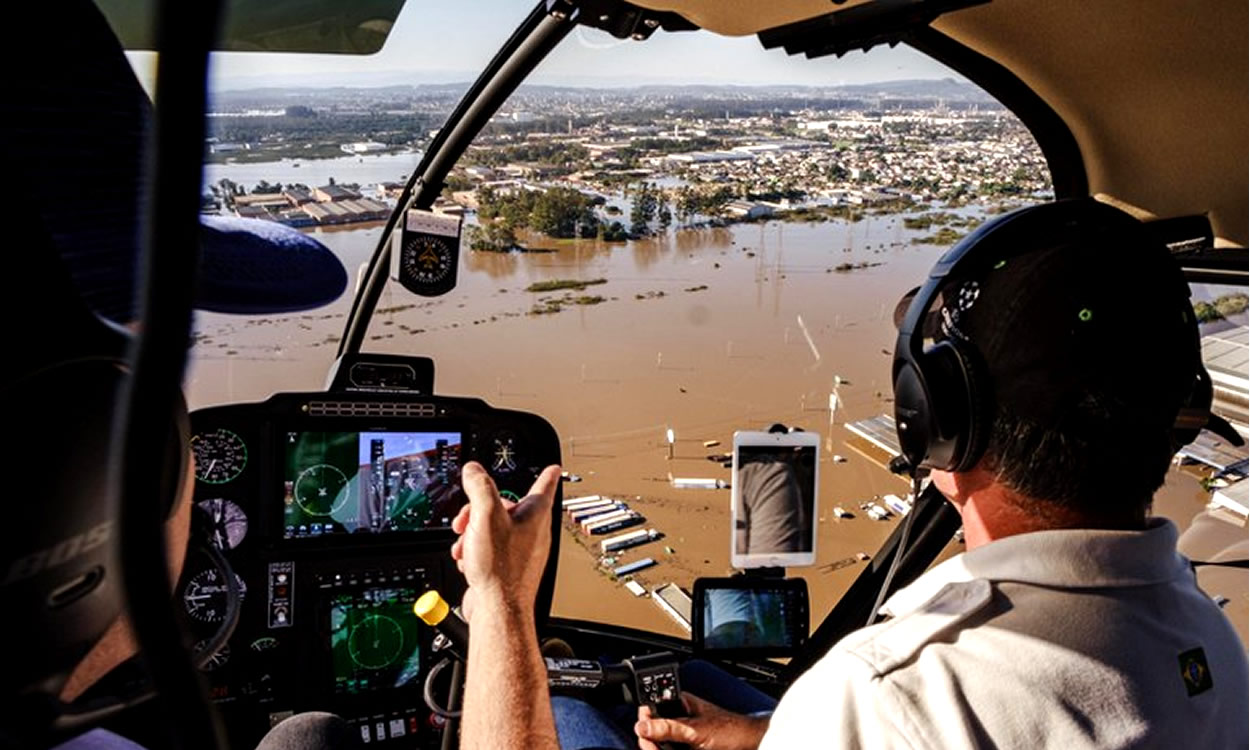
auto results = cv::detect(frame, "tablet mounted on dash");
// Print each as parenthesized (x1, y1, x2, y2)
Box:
(730, 430, 820, 570)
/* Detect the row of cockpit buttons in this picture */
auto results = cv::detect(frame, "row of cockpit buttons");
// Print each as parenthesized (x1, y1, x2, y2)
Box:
(314, 568, 428, 590)
(350, 711, 444, 745)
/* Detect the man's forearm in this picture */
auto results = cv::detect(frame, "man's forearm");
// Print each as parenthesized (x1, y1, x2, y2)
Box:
(462, 597, 559, 750)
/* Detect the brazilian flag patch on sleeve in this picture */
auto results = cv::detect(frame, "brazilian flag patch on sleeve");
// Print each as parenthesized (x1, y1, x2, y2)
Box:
(1178, 647, 1214, 696)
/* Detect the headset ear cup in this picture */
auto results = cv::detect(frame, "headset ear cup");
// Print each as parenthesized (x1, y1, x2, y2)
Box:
(924, 341, 985, 472)
(894, 361, 933, 470)
(948, 340, 991, 472)
(925, 343, 966, 470)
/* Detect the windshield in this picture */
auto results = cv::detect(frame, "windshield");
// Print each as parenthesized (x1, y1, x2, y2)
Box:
(177, 6, 1239, 640)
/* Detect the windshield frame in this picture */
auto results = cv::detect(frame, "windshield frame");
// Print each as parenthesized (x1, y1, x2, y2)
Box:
(336, 1, 576, 358)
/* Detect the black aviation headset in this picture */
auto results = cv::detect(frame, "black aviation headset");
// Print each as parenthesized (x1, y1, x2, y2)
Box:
(891, 197, 1222, 477)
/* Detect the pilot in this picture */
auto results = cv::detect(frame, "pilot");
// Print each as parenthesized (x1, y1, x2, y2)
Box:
(52, 450, 358, 750)
(450, 199, 1249, 750)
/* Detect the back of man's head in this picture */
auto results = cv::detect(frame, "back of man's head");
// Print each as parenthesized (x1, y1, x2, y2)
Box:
(914, 199, 1204, 524)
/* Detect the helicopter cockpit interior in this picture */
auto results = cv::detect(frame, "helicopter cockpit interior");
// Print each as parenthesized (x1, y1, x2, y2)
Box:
(5, 1, 1246, 749)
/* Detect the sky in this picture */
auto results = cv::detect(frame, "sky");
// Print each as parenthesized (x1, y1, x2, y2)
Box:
(127, 0, 959, 92)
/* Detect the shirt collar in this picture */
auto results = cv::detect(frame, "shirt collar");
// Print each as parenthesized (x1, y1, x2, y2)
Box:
(881, 517, 1190, 617)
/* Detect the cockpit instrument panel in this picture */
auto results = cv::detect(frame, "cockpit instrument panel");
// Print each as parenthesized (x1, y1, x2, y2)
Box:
(180, 392, 561, 749)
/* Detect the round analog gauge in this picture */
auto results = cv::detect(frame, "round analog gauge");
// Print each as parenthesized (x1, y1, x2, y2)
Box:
(197, 498, 248, 550)
(182, 568, 247, 623)
(348, 614, 404, 670)
(194, 639, 230, 672)
(191, 429, 248, 484)
(250, 636, 280, 653)
(294, 464, 350, 517)
(402, 234, 455, 286)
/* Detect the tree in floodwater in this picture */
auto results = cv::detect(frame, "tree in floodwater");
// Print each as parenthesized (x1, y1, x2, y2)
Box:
(630, 182, 658, 236)
(658, 191, 673, 230)
(528, 187, 598, 239)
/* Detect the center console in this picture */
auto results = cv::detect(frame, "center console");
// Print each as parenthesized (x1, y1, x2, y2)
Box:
(181, 393, 561, 748)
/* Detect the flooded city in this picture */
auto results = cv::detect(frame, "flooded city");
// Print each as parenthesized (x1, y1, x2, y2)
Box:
(187, 194, 1221, 635)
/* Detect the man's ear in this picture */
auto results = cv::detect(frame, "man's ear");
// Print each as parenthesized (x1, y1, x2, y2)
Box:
(931, 465, 995, 508)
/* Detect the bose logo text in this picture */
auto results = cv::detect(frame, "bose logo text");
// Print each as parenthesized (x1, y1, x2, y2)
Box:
(2, 522, 114, 586)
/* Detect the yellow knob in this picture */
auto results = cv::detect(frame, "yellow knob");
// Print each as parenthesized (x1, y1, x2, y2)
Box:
(414, 590, 450, 626)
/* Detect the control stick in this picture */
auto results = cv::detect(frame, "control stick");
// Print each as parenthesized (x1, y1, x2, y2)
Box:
(414, 590, 469, 662)
(414, 590, 689, 742)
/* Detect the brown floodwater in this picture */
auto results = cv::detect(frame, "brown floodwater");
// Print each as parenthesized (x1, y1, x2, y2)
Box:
(186, 207, 1226, 638)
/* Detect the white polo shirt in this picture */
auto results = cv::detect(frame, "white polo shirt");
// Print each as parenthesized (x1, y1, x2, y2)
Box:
(761, 518, 1249, 749)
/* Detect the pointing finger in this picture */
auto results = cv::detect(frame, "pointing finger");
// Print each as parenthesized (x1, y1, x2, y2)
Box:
(461, 462, 501, 518)
(528, 464, 562, 502)
(513, 465, 561, 522)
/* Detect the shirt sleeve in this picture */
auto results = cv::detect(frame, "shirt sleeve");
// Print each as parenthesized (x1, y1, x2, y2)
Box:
(759, 649, 918, 750)
(738, 460, 804, 554)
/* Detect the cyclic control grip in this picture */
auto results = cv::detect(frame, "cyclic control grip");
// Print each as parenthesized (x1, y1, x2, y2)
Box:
(414, 590, 469, 662)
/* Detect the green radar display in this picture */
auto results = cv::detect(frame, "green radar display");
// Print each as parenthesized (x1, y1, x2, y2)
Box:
(295, 464, 350, 516)
(329, 587, 422, 695)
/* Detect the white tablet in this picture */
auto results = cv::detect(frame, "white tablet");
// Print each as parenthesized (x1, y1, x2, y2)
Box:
(730, 430, 820, 570)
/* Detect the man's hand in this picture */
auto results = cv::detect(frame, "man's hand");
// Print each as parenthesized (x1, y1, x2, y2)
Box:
(450, 461, 561, 622)
(452, 461, 563, 750)
(635, 693, 769, 750)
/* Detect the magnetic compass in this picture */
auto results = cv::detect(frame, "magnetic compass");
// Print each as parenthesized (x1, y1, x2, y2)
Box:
(402, 234, 455, 286)
(392, 209, 461, 297)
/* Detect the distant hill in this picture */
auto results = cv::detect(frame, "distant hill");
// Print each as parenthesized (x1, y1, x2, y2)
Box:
(818, 78, 991, 101)
(585, 79, 991, 101)
(215, 78, 994, 107)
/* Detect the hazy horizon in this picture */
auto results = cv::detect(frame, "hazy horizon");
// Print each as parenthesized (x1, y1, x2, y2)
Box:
(203, 75, 977, 95)
(126, 1, 962, 96)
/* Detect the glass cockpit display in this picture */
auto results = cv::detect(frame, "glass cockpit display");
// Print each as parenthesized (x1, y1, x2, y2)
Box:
(283, 431, 464, 539)
(691, 577, 809, 658)
(329, 587, 423, 695)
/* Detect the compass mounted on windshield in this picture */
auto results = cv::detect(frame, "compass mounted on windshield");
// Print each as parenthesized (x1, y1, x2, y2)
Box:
(391, 208, 462, 297)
